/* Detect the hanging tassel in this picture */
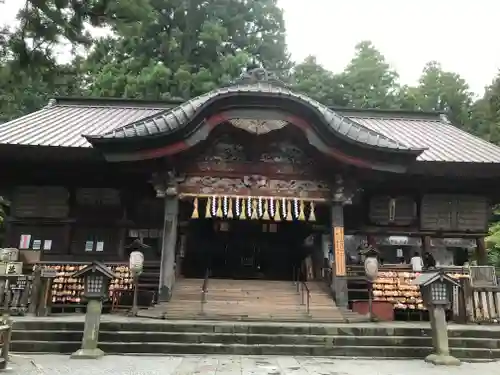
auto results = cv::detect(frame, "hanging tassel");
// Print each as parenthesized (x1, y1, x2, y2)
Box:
(205, 196, 212, 218)
(235, 197, 241, 218)
(227, 198, 234, 219)
(293, 198, 299, 219)
(212, 195, 217, 217)
(216, 196, 223, 218)
(286, 200, 293, 221)
(241, 199, 247, 219)
(247, 197, 252, 218)
(191, 197, 199, 219)
(262, 198, 270, 220)
(298, 199, 306, 221)
(274, 199, 281, 221)
(251, 198, 259, 220)
(308, 201, 316, 222)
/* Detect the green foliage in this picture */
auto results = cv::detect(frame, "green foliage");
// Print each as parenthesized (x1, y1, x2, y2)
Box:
(82, 0, 291, 100)
(401, 61, 474, 130)
(339, 41, 401, 109)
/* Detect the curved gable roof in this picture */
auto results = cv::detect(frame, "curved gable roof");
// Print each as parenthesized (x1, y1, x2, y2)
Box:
(85, 72, 421, 154)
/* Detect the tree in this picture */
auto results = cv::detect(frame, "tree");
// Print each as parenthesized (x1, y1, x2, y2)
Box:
(290, 55, 348, 106)
(402, 62, 473, 130)
(83, 0, 292, 100)
(470, 72, 500, 144)
(339, 41, 401, 109)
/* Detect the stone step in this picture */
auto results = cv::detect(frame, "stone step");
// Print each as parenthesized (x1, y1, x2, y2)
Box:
(165, 279, 343, 322)
(10, 339, 500, 360)
(12, 330, 500, 350)
(12, 319, 500, 338)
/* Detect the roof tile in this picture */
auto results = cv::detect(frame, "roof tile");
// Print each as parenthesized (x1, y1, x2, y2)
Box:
(89, 83, 408, 152)
(343, 112, 500, 163)
(1, 97, 500, 163)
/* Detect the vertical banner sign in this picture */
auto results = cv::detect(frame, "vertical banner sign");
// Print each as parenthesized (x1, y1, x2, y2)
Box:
(333, 227, 346, 276)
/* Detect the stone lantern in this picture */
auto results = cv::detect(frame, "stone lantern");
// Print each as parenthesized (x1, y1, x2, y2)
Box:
(363, 247, 379, 321)
(412, 270, 461, 366)
(126, 239, 148, 316)
(70, 261, 116, 360)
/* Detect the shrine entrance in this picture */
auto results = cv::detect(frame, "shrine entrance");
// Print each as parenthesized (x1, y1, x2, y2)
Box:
(182, 218, 312, 280)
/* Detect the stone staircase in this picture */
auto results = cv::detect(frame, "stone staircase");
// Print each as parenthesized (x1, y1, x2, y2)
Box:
(10, 318, 500, 360)
(139, 278, 358, 322)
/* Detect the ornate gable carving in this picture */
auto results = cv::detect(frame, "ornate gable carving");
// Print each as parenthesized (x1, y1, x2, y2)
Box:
(196, 137, 312, 165)
(260, 141, 313, 165)
(196, 135, 246, 162)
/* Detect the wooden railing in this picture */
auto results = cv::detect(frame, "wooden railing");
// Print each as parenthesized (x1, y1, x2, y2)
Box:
(458, 277, 500, 323)
(0, 277, 33, 316)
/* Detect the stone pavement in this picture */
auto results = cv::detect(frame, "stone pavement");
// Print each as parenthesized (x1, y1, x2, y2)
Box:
(6, 354, 499, 375)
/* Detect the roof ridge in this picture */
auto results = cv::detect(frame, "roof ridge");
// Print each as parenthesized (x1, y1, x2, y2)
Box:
(86, 83, 415, 152)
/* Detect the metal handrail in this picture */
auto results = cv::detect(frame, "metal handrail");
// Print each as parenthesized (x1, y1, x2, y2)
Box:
(200, 268, 209, 314)
(300, 281, 311, 315)
(294, 265, 310, 315)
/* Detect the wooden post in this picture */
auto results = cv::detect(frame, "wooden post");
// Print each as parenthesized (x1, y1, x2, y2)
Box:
(158, 182, 179, 303)
(330, 202, 348, 308)
(422, 235, 431, 256)
(0, 317, 12, 369)
(475, 237, 488, 266)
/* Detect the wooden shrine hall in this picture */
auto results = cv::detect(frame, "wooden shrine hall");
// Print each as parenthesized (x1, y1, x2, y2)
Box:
(1, 68, 500, 322)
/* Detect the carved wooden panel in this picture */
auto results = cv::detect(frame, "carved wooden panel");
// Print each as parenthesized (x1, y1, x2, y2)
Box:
(420, 195, 454, 230)
(369, 196, 416, 226)
(179, 175, 330, 199)
(454, 195, 488, 231)
(193, 136, 314, 176)
(75, 188, 120, 206)
(420, 194, 488, 231)
(12, 186, 69, 218)
(73, 188, 122, 220)
(260, 142, 313, 164)
(196, 137, 246, 162)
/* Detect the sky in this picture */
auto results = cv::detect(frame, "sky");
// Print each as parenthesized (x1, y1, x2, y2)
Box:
(1, 0, 499, 95)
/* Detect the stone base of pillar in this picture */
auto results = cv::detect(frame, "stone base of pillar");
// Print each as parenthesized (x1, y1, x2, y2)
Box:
(425, 353, 461, 366)
(158, 286, 172, 303)
(70, 348, 105, 359)
(332, 276, 348, 308)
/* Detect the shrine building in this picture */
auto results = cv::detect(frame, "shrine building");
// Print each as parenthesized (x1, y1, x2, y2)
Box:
(0, 68, 499, 321)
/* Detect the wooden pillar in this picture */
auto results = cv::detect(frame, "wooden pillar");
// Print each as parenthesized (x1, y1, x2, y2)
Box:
(422, 235, 431, 256)
(153, 172, 180, 303)
(475, 237, 488, 266)
(158, 195, 178, 302)
(330, 202, 348, 308)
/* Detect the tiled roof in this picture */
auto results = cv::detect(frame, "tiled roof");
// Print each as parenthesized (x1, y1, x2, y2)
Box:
(341, 110, 500, 163)
(0, 99, 168, 148)
(86, 83, 411, 152)
(1, 97, 500, 164)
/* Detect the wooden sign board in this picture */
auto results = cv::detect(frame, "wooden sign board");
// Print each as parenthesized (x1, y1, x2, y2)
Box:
(41, 268, 58, 278)
(0, 262, 23, 276)
(333, 227, 346, 276)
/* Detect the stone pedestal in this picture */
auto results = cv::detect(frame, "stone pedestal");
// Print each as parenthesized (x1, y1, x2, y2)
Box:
(71, 299, 105, 359)
(425, 306, 461, 366)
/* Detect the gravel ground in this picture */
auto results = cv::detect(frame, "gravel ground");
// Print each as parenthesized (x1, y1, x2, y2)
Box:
(6, 354, 499, 375)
